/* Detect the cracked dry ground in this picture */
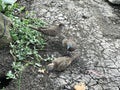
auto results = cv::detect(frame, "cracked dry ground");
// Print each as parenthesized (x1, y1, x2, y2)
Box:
(6, 0, 120, 90)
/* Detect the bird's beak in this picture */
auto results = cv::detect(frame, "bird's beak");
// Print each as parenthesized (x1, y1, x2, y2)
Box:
(67, 45, 70, 50)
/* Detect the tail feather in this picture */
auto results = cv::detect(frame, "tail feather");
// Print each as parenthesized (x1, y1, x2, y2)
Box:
(29, 25, 39, 31)
(71, 53, 79, 61)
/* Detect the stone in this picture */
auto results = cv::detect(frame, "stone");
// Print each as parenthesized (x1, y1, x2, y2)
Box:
(56, 78, 67, 86)
(0, 13, 12, 48)
(93, 85, 103, 90)
(58, 17, 64, 20)
(108, 0, 120, 4)
(0, 48, 13, 79)
(45, 12, 51, 18)
(40, 9, 47, 14)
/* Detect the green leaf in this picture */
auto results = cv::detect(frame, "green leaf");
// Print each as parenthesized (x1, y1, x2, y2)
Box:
(1, 1, 6, 10)
(6, 71, 16, 79)
(0, 5, 2, 11)
(11, 34, 18, 40)
(0, 0, 2, 11)
(20, 6, 25, 12)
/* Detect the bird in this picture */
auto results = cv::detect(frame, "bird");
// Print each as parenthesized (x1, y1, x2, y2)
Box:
(29, 23, 64, 36)
(62, 37, 77, 52)
(46, 54, 79, 72)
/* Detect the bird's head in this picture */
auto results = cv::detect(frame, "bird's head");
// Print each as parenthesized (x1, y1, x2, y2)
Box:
(67, 44, 76, 51)
(67, 44, 72, 50)
(46, 63, 54, 71)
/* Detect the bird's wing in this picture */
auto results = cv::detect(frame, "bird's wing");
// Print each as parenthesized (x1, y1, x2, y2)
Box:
(62, 39, 68, 47)
(57, 60, 68, 71)
(52, 57, 64, 63)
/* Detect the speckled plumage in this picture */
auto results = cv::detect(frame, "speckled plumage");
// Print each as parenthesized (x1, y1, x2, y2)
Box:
(46, 54, 79, 72)
(29, 23, 64, 36)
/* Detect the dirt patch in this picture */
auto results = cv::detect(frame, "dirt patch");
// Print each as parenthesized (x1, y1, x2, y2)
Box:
(5, 65, 54, 90)
(0, 47, 13, 89)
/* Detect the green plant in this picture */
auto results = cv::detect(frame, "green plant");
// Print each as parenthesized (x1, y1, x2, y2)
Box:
(12, 62, 24, 72)
(5, 2, 46, 82)
(10, 14, 46, 61)
(44, 54, 54, 62)
(18, 71, 22, 90)
(1, 2, 46, 83)
(12, 62, 23, 90)
(0, 0, 17, 12)
(6, 62, 24, 90)
(6, 62, 24, 79)
(6, 70, 16, 79)
(2, 87, 5, 90)
(8, 14, 46, 79)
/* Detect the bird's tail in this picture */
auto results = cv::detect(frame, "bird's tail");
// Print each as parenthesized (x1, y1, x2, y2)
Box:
(71, 53, 79, 61)
(28, 25, 39, 31)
